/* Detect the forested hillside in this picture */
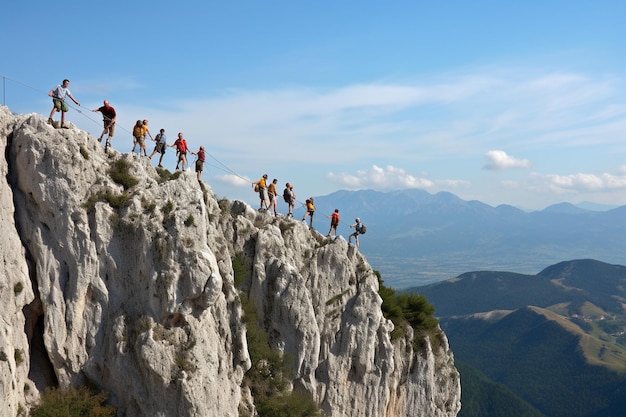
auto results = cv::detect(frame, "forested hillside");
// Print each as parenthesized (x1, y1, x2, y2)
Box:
(413, 259, 626, 417)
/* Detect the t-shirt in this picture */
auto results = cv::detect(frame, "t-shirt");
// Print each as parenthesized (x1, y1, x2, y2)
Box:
(268, 182, 277, 196)
(98, 105, 116, 121)
(52, 85, 71, 100)
(155, 133, 167, 144)
(197, 149, 205, 162)
(331, 212, 339, 225)
(174, 138, 188, 153)
(258, 177, 267, 189)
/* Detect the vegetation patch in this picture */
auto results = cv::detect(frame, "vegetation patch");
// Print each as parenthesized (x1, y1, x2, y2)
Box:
(14, 349, 24, 366)
(157, 168, 181, 183)
(13, 281, 24, 295)
(163, 200, 174, 216)
(83, 189, 132, 212)
(29, 386, 116, 417)
(326, 290, 350, 306)
(184, 214, 195, 227)
(108, 159, 139, 190)
(79, 146, 89, 160)
(377, 271, 442, 351)
(218, 198, 231, 214)
(233, 253, 248, 288)
(240, 291, 321, 417)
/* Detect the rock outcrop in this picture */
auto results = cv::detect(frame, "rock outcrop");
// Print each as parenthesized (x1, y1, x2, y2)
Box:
(0, 106, 460, 417)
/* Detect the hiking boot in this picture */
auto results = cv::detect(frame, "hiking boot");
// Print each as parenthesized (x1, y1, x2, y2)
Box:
(47, 118, 53, 124)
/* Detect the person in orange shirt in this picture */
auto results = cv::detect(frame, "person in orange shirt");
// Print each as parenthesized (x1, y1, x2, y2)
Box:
(326, 209, 340, 237)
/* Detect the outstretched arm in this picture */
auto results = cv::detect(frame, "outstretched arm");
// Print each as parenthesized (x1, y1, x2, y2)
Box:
(68, 94, 80, 106)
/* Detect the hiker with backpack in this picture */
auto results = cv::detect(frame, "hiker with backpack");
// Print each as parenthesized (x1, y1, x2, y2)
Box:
(348, 218, 366, 248)
(302, 197, 316, 228)
(92, 100, 116, 148)
(170, 132, 189, 170)
(131, 119, 152, 155)
(252, 174, 270, 211)
(267, 178, 279, 216)
(283, 183, 296, 217)
(48, 79, 80, 128)
(326, 209, 340, 237)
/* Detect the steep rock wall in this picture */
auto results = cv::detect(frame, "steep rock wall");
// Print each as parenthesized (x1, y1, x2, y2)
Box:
(0, 106, 460, 417)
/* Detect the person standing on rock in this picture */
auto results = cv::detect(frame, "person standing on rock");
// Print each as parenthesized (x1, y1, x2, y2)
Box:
(267, 178, 279, 216)
(190, 145, 206, 182)
(326, 209, 340, 237)
(92, 100, 116, 148)
(148, 128, 167, 167)
(170, 132, 189, 170)
(252, 174, 270, 211)
(283, 183, 296, 217)
(48, 79, 80, 128)
(138, 120, 153, 156)
(302, 197, 315, 228)
(348, 218, 365, 248)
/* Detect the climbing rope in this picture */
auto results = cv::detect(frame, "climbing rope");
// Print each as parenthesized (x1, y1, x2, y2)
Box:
(1, 74, 306, 199)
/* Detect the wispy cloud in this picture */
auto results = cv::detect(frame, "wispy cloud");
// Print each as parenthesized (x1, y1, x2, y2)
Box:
(483, 150, 531, 170)
(541, 169, 626, 192)
(326, 165, 434, 189)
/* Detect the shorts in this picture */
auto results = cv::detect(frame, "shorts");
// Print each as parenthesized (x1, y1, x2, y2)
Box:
(154, 142, 166, 154)
(53, 98, 68, 112)
(104, 120, 115, 136)
(138, 136, 146, 147)
(133, 135, 140, 144)
(195, 160, 204, 172)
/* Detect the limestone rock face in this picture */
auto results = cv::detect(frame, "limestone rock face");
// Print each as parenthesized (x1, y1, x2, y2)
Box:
(0, 106, 460, 417)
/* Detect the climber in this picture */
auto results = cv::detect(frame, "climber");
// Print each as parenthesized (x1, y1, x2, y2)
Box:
(302, 197, 315, 228)
(92, 99, 116, 148)
(326, 209, 340, 237)
(348, 218, 366, 248)
(48, 79, 80, 128)
(252, 174, 270, 211)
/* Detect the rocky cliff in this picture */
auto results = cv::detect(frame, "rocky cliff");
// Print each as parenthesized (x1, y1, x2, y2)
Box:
(0, 106, 460, 417)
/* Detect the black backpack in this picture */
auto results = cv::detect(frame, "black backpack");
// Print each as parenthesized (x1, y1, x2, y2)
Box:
(283, 188, 291, 203)
(359, 224, 366, 234)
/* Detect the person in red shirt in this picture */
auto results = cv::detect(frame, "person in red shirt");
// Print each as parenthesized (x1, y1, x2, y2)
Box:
(92, 100, 116, 147)
(170, 132, 188, 170)
(190, 145, 206, 182)
(326, 209, 340, 237)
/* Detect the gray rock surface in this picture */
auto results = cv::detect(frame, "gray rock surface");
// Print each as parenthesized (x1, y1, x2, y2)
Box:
(0, 106, 460, 417)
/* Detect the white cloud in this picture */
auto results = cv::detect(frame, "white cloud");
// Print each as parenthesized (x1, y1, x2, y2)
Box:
(524, 167, 626, 195)
(544, 171, 626, 192)
(214, 174, 251, 187)
(326, 165, 434, 189)
(483, 150, 531, 170)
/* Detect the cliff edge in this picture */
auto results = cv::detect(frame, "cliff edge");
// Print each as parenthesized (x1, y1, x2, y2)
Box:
(0, 106, 460, 417)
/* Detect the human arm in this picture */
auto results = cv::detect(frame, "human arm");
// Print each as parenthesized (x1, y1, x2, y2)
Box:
(68, 93, 80, 106)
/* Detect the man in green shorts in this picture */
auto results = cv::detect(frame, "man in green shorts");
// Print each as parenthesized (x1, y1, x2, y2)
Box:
(48, 79, 80, 128)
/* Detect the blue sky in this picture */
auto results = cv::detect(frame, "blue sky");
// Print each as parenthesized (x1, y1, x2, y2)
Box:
(2, 1, 626, 210)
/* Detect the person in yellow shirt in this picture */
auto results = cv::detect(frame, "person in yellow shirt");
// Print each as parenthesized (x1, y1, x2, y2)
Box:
(302, 197, 315, 228)
(252, 174, 270, 211)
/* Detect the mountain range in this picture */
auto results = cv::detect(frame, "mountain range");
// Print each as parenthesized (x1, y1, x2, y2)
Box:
(412, 259, 626, 417)
(305, 189, 626, 288)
